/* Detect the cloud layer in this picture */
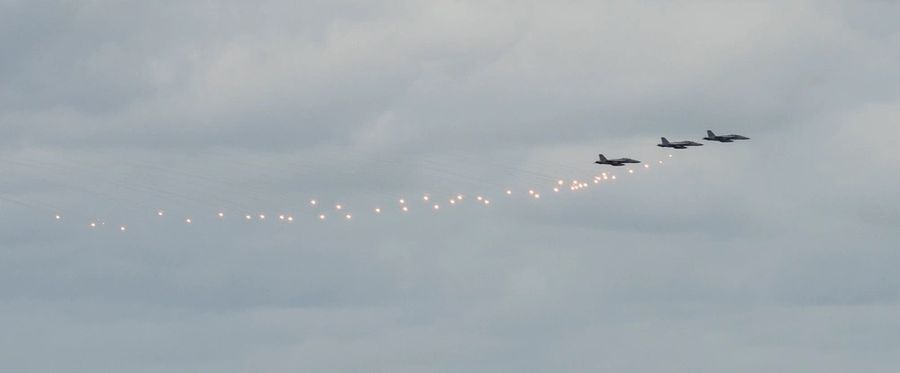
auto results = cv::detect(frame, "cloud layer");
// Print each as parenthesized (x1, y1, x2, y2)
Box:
(2, 1, 900, 371)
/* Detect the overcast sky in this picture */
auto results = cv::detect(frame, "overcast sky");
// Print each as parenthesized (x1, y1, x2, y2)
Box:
(2, 1, 900, 372)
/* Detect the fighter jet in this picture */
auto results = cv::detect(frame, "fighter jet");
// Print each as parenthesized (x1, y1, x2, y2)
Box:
(658, 137, 703, 149)
(595, 154, 641, 167)
(703, 130, 750, 143)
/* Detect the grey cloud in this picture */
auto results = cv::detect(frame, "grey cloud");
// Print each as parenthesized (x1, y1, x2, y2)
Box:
(2, 1, 900, 372)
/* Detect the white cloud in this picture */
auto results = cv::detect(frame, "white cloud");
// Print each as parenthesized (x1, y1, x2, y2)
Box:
(1, 1, 899, 371)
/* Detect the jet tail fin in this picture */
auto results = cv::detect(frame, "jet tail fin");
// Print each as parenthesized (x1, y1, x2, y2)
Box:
(661, 137, 670, 145)
(598, 154, 608, 162)
(707, 130, 716, 137)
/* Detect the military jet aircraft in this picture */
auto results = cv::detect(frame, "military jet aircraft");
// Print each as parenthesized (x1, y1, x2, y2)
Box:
(595, 154, 641, 166)
(703, 130, 750, 143)
(658, 137, 703, 149)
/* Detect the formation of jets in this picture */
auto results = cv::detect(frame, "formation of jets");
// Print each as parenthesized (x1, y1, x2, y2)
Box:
(595, 130, 749, 166)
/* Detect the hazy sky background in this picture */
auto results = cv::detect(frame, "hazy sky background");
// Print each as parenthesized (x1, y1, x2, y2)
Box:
(2, 1, 900, 372)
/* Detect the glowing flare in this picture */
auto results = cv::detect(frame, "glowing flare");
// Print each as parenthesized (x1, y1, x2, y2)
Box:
(628, 169, 634, 174)
(259, 214, 266, 220)
(433, 204, 440, 210)
(157, 211, 164, 217)
(553, 187, 560, 192)
(55, 215, 61, 220)
(185, 218, 192, 224)
(477, 196, 484, 201)
(120, 226, 126, 231)
(558, 180, 564, 185)
(484, 200, 491, 205)
(506, 190, 512, 195)
(279, 215, 285, 221)
(319, 214, 326, 220)
(423, 195, 430, 201)
(287, 216, 294, 222)
(457, 195, 464, 200)
(658, 160, 663, 164)
(450, 199, 456, 205)
(345, 214, 352, 220)
(399, 199, 406, 204)
(374, 208, 382, 214)
(402, 206, 409, 212)
(218, 212, 225, 218)
(310, 199, 317, 206)
(644, 164, 650, 168)
(528, 190, 535, 195)
(90, 222, 97, 228)
(335, 204, 343, 210)
(534, 194, 541, 199)
(245, 215, 252, 220)
(611, 175, 617, 180)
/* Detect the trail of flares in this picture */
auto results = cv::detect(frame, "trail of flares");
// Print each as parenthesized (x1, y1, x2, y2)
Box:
(0, 149, 678, 232)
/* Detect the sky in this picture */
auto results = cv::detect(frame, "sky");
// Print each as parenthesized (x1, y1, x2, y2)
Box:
(2, 0, 900, 371)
